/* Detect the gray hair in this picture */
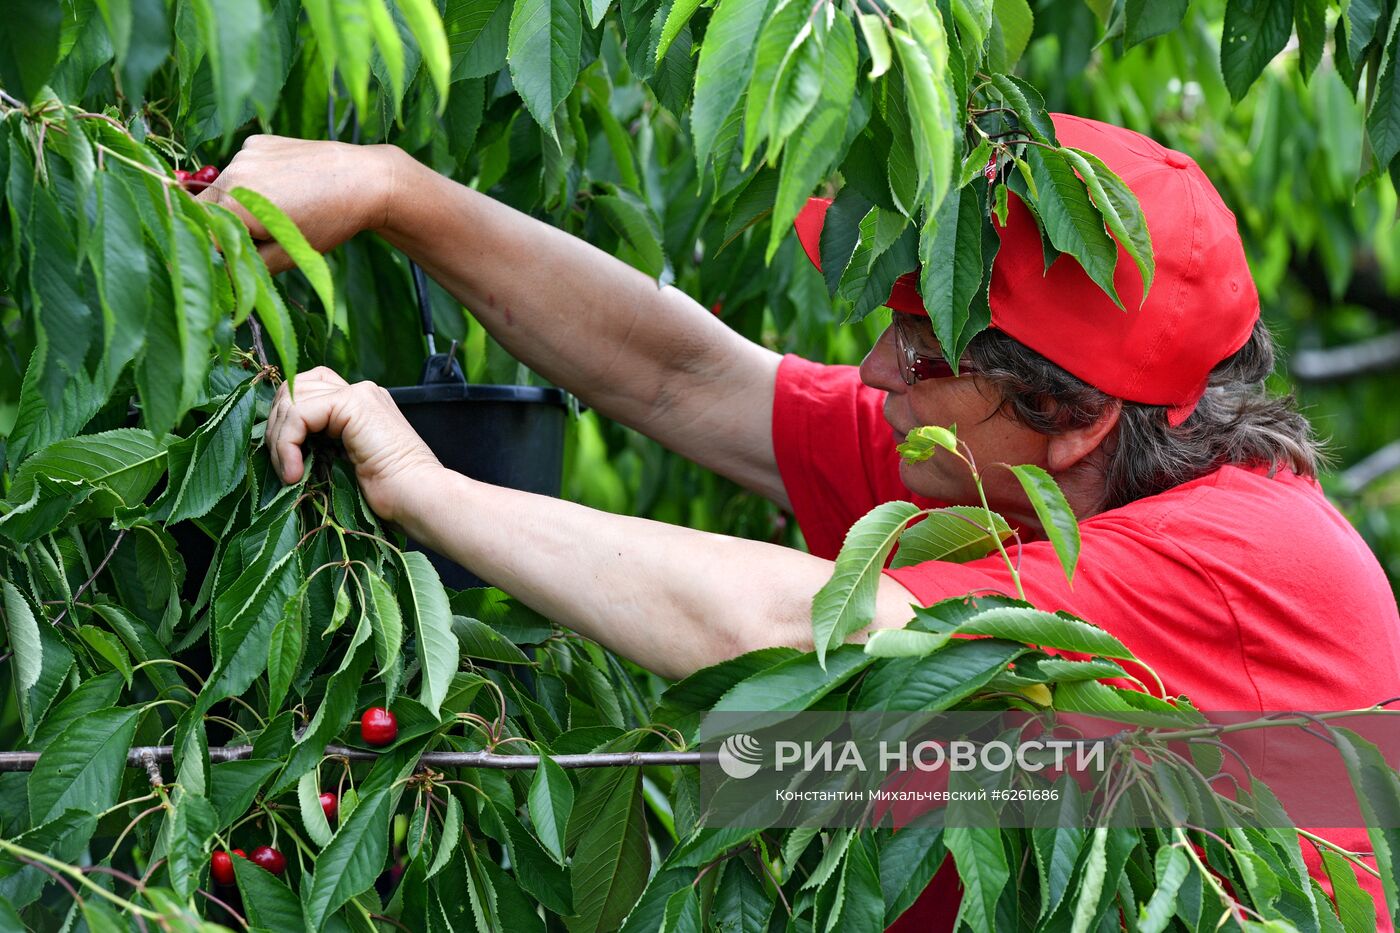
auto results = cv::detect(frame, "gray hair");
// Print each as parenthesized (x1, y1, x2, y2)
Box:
(965, 321, 1325, 513)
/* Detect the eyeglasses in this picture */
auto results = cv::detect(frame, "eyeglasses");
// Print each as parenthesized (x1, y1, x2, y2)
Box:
(892, 313, 976, 385)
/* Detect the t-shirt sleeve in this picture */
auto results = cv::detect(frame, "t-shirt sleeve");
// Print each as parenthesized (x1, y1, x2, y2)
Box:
(772, 354, 937, 559)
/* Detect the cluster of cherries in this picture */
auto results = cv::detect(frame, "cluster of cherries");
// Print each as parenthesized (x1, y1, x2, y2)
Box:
(174, 164, 220, 193)
(208, 708, 398, 886)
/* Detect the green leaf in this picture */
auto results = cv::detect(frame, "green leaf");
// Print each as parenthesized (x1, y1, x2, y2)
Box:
(658, 885, 702, 933)
(165, 792, 217, 899)
(988, 73, 1057, 144)
(863, 627, 951, 658)
(428, 793, 463, 878)
(954, 606, 1132, 658)
(918, 183, 986, 367)
(234, 850, 306, 929)
(946, 823, 1009, 933)
(2, 580, 43, 698)
(691, 0, 773, 173)
(1123, 0, 1187, 49)
(77, 625, 134, 686)
(566, 767, 650, 933)
(30, 672, 123, 751)
(530, 755, 574, 865)
(1071, 827, 1109, 933)
(887, 25, 955, 218)
(709, 645, 872, 717)
(888, 0, 957, 193)
(367, 0, 407, 111)
(892, 506, 1012, 567)
(149, 381, 254, 524)
(858, 637, 1026, 710)
(820, 188, 875, 296)
(858, 13, 892, 79)
(6, 429, 167, 526)
(738, 0, 812, 167)
(507, 0, 581, 142)
(1007, 463, 1081, 583)
(227, 186, 334, 319)
(593, 191, 668, 279)
(195, 0, 262, 141)
(837, 219, 918, 323)
(448, 0, 510, 79)
(302, 786, 393, 928)
(92, 172, 150, 375)
(1366, 12, 1400, 170)
(452, 614, 531, 664)
(989, 0, 1034, 70)
(0, 810, 98, 909)
(1320, 847, 1377, 933)
(299, 769, 335, 847)
(656, 0, 702, 64)
(1220, 0, 1296, 102)
(1025, 146, 1121, 309)
(1138, 844, 1191, 933)
(766, 13, 857, 261)
(208, 759, 282, 826)
(811, 500, 924, 665)
(368, 572, 404, 703)
(1293, 0, 1326, 78)
(714, 861, 773, 932)
(0, 1, 62, 101)
(399, 550, 460, 717)
(1332, 728, 1400, 929)
(247, 253, 300, 383)
(1060, 148, 1155, 304)
(895, 425, 960, 464)
(29, 707, 140, 824)
(1343, 0, 1385, 63)
(266, 586, 304, 715)
(397, 0, 453, 108)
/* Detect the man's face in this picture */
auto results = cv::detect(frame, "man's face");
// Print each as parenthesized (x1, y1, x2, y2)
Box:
(858, 313, 1050, 522)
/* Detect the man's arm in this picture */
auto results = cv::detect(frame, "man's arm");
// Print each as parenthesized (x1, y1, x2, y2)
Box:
(205, 137, 790, 509)
(264, 369, 918, 679)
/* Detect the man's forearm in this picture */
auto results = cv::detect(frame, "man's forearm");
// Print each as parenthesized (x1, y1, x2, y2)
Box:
(398, 466, 850, 679)
(370, 150, 788, 505)
(373, 152, 743, 427)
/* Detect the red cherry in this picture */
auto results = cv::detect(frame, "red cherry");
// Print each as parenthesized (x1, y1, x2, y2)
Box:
(250, 845, 286, 876)
(232, 848, 246, 859)
(360, 707, 398, 746)
(319, 791, 338, 821)
(174, 169, 192, 185)
(210, 851, 236, 885)
(193, 164, 220, 185)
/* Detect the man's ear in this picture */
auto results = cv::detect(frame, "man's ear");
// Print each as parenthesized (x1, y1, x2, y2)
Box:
(1045, 400, 1122, 473)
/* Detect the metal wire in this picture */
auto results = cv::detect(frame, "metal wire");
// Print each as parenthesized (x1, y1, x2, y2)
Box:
(0, 744, 717, 772)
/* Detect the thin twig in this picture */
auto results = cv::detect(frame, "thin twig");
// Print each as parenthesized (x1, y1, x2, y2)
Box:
(248, 313, 270, 368)
(52, 530, 127, 626)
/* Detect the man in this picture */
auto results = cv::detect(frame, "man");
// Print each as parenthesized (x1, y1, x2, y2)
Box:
(211, 115, 1399, 925)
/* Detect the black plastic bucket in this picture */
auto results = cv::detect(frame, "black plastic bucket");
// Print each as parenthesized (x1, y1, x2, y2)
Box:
(389, 383, 568, 589)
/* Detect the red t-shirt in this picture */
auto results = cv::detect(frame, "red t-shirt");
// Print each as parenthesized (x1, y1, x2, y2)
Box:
(772, 355, 1400, 929)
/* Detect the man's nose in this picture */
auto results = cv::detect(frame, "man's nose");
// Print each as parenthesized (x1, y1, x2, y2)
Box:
(859, 324, 904, 393)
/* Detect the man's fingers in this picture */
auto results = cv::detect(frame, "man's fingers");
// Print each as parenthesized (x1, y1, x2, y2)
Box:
(198, 185, 270, 240)
(265, 371, 358, 484)
(255, 240, 293, 275)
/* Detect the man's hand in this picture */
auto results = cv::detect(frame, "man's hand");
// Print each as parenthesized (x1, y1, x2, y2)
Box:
(198, 135, 406, 273)
(266, 367, 442, 524)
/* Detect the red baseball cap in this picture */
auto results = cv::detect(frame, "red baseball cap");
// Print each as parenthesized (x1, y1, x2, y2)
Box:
(794, 114, 1259, 425)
